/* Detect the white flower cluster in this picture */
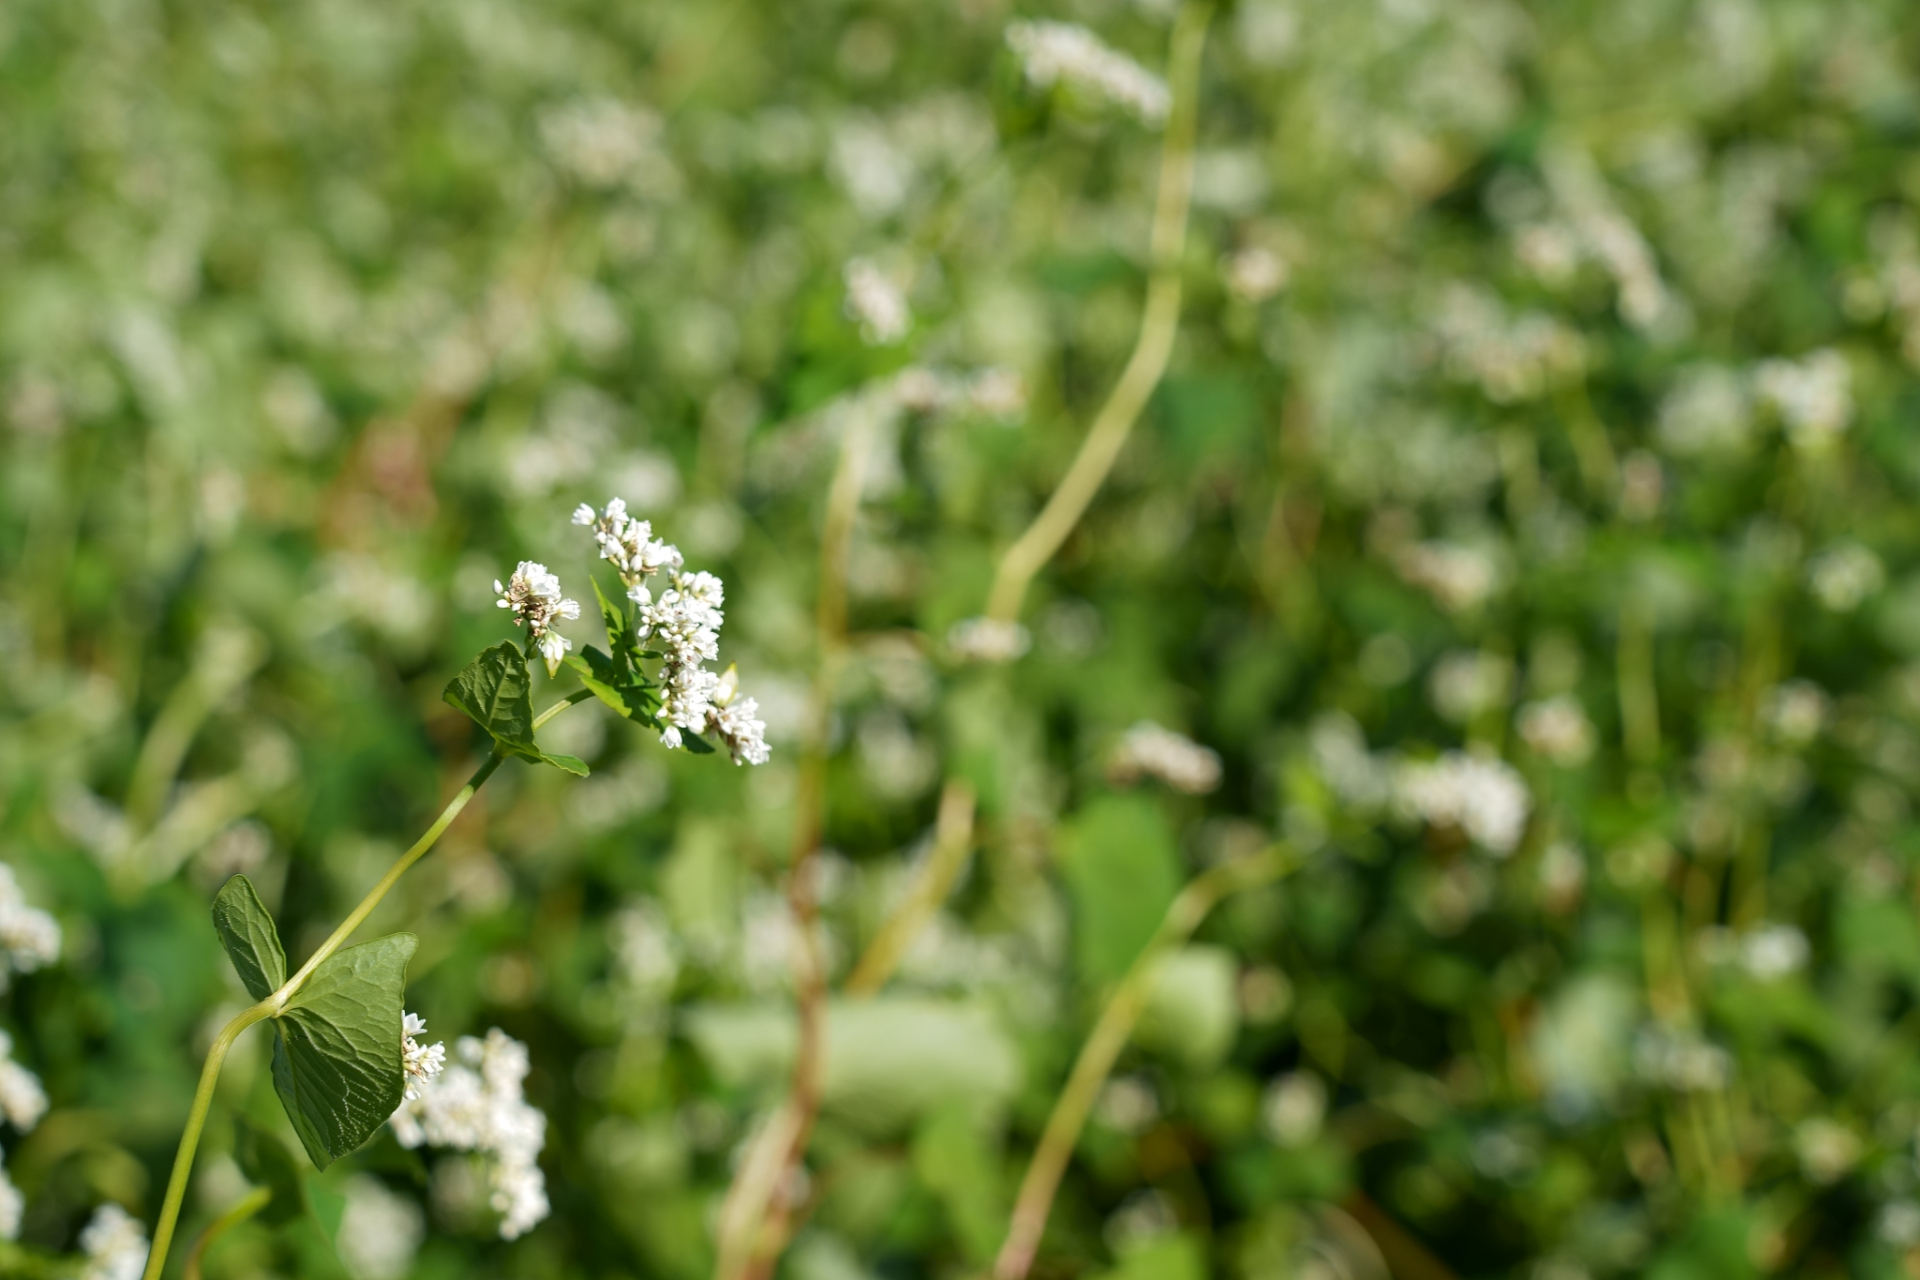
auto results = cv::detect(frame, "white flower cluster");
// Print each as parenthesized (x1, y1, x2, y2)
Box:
(946, 616, 1031, 664)
(892, 366, 1027, 422)
(572, 499, 770, 763)
(1632, 1025, 1731, 1092)
(0, 1032, 46, 1134)
(0, 1019, 50, 1241)
(1517, 695, 1595, 767)
(1004, 21, 1171, 126)
(1656, 350, 1853, 459)
(389, 1028, 549, 1240)
(78, 1204, 150, 1280)
(1395, 540, 1502, 614)
(1806, 541, 1884, 612)
(494, 562, 581, 677)
(842, 258, 910, 346)
(401, 1011, 446, 1101)
(1755, 348, 1852, 449)
(1395, 752, 1531, 857)
(1431, 283, 1586, 403)
(1106, 721, 1223, 795)
(0, 864, 60, 980)
(337, 1176, 425, 1280)
(1697, 922, 1810, 981)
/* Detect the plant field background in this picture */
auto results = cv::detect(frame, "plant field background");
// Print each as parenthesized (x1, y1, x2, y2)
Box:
(5, 1, 1920, 1277)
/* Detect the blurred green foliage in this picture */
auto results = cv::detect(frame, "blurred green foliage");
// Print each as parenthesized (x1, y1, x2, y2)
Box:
(8, 0, 1920, 1278)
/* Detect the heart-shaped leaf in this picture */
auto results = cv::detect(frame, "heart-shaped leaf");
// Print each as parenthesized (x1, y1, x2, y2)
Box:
(449, 643, 595, 775)
(270, 932, 417, 1170)
(444, 641, 538, 754)
(234, 1117, 308, 1226)
(212, 875, 286, 1002)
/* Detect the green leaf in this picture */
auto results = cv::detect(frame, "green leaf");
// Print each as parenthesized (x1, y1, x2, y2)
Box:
(540, 751, 590, 776)
(270, 933, 417, 1170)
(681, 731, 716, 755)
(592, 577, 633, 662)
(443, 642, 537, 755)
(212, 875, 286, 1002)
(234, 1117, 308, 1226)
(565, 647, 655, 721)
(1058, 794, 1181, 983)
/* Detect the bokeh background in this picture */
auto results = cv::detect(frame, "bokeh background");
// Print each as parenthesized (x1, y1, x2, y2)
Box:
(7, 0, 1920, 1277)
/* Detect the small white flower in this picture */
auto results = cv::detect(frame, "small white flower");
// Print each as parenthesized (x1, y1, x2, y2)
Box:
(337, 1176, 424, 1280)
(0, 865, 60, 974)
(946, 616, 1031, 663)
(494, 562, 578, 675)
(705, 669, 770, 767)
(0, 1031, 46, 1132)
(843, 258, 910, 346)
(1807, 542, 1883, 612)
(389, 1027, 549, 1240)
(1106, 721, 1222, 795)
(1517, 695, 1595, 767)
(1005, 20, 1170, 125)
(402, 1011, 447, 1102)
(0, 1157, 20, 1241)
(78, 1204, 149, 1280)
(1395, 751, 1531, 856)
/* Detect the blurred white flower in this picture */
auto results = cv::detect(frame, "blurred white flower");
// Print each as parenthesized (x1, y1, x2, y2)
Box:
(1794, 1118, 1859, 1185)
(1222, 245, 1288, 303)
(337, 1177, 424, 1280)
(1806, 542, 1883, 611)
(1396, 540, 1501, 613)
(1878, 1200, 1920, 1248)
(390, 1028, 550, 1239)
(1633, 1025, 1731, 1092)
(613, 899, 682, 1001)
(1763, 679, 1829, 745)
(1429, 650, 1513, 724)
(1395, 752, 1531, 856)
(1004, 21, 1170, 126)
(0, 1034, 46, 1133)
(1261, 1072, 1327, 1147)
(78, 1205, 149, 1280)
(0, 865, 60, 977)
(1517, 695, 1595, 767)
(947, 617, 1031, 663)
(1107, 721, 1223, 795)
(0, 1158, 18, 1241)
(1657, 365, 1751, 455)
(1755, 349, 1851, 449)
(537, 98, 667, 190)
(1095, 1076, 1160, 1135)
(842, 258, 910, 345)
(1740, 924, 1810, 980)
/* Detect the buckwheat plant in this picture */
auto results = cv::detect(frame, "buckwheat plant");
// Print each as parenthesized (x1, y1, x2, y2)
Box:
(139, 500, 767, 1280)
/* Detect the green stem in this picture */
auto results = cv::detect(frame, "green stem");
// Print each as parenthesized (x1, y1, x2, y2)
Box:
(984, 0, 1211, 626)
(140, 999, 276, 1280)
(992, 846, 1293, 1280)
(141, 705, 587, 1280)
(181, 1186, 271, 1280)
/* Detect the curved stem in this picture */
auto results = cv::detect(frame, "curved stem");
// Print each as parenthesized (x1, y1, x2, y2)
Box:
(992, 847, 1293, 1280)
(181, 1186, 272, 1280)
(712, 393, 876, 1280)
(984, 0, 1212, 625)
(142, 741, 525, 1280)
(140, 1001, 276, 1280)
(844, 779, 976, 997)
